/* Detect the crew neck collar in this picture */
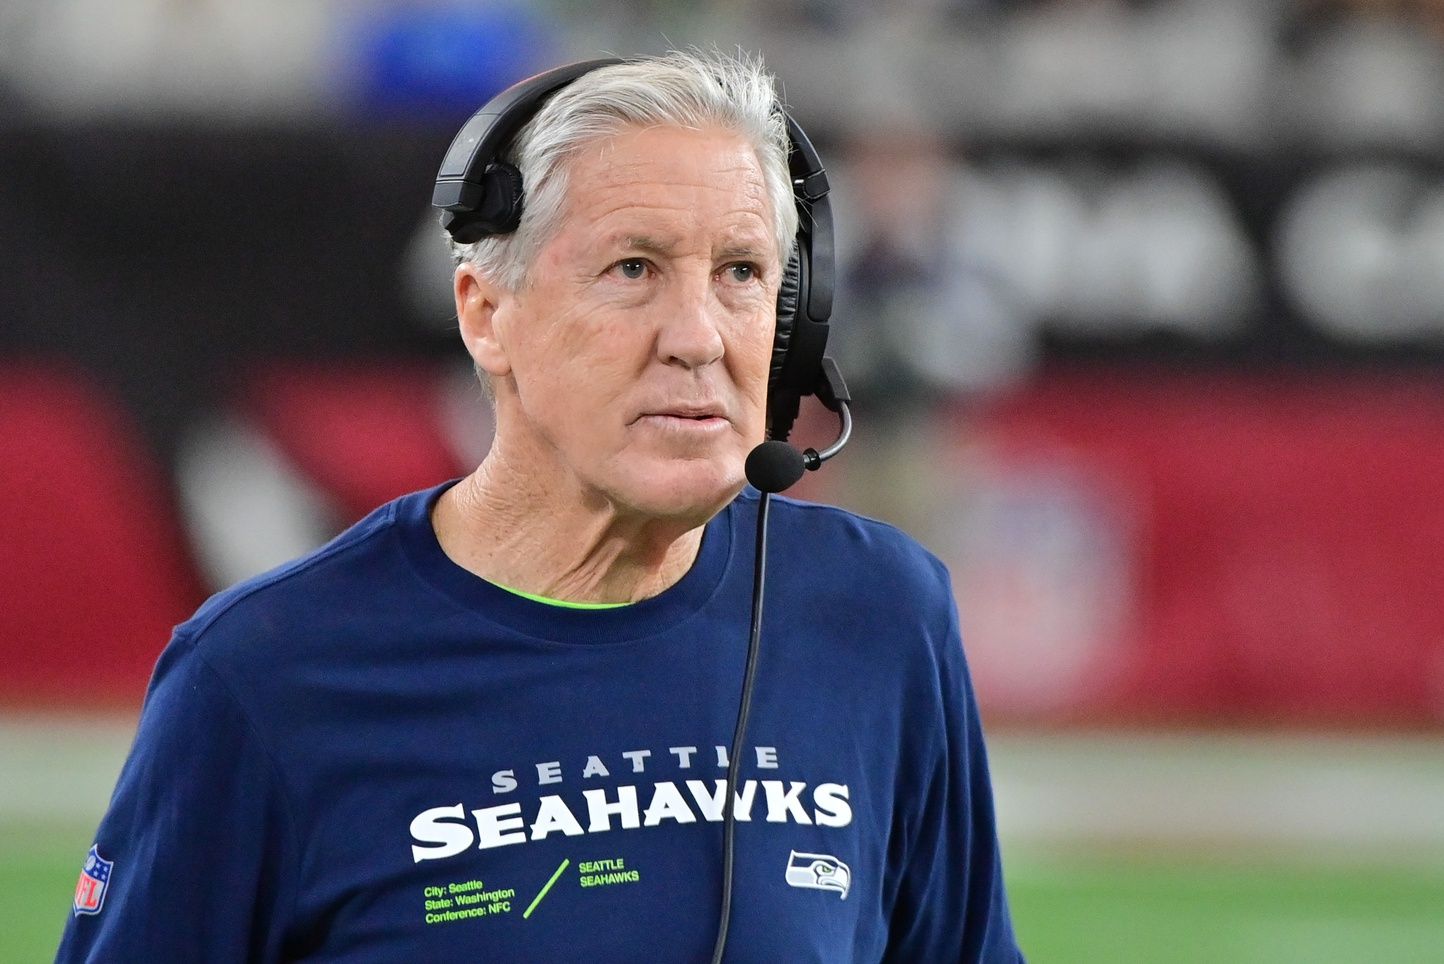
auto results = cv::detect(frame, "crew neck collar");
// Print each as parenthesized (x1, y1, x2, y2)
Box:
(395, 481, 740, 645)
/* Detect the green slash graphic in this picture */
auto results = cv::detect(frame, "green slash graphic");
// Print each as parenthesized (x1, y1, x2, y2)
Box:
(523, 859, 570, 920)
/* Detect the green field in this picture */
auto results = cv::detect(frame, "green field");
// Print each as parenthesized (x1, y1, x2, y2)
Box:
(1008, 850, 1444, 963)
(10, 822, 1444, 962)
(4, 823, 92, 961)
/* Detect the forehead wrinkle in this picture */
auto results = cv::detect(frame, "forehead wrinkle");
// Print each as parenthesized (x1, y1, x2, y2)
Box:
(581, 179, 770, 221)
(575, 164, 771, 218)
(614, 233, 678, 257)
(589, 206, 774, 254)
(602, 159, 763, 186)
(560, 131, 777, 256)
(579, 194, 735, 235)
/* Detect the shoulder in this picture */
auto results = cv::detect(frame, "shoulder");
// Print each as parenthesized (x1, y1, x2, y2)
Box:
(732, 490, 960, 684)
(739, 489, 953, 614)
(176, 491, 418, 668)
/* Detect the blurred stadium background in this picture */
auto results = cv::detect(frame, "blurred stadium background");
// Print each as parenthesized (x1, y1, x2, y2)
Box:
(4, 0, 1444, 959)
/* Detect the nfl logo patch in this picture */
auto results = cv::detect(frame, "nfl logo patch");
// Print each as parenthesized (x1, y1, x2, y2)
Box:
(73, 845, 113, 917)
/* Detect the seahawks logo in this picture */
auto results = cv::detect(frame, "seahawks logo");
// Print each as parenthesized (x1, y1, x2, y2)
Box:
(784, 850, 851, 900)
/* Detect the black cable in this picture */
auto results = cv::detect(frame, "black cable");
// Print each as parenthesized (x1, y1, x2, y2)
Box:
(709, 490, 771, 964)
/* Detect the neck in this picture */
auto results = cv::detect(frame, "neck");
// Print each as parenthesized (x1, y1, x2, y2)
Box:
(432, 445, 710, 605)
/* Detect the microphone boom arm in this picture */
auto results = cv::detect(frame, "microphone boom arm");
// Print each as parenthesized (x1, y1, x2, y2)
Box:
(802, 357, 852, 471)
(802, 401, 850, 471)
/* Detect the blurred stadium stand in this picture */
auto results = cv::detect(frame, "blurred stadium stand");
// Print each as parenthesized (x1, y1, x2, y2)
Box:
(3, 0, 1444, 727)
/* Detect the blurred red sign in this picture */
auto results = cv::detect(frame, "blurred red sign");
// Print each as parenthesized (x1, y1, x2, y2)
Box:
(940, 369, 1444, 727)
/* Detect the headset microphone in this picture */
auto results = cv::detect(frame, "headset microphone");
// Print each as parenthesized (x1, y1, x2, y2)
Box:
(744, 442, 804, 494)
(743, 357, 854, 495)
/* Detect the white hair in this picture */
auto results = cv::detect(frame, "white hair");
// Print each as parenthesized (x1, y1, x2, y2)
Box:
(447, 50, 799, 289)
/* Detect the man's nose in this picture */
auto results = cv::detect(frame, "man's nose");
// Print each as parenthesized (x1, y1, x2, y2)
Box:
(656, 274, 725, 370)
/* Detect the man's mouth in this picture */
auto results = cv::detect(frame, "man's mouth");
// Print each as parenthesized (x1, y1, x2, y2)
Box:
(633, 406, 730, 432)
(636, 405, 726, 422)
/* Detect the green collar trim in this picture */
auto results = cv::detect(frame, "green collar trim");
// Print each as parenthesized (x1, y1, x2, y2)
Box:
(490, 581, 632, 610)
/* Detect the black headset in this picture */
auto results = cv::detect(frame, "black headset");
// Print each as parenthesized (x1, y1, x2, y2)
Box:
(432, 58, 835, 442)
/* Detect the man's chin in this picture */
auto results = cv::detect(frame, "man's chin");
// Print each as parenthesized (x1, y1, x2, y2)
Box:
(614, 460, 746, 524)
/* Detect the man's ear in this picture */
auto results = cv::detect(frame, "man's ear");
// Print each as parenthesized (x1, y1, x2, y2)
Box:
(454, 262, 512, 379)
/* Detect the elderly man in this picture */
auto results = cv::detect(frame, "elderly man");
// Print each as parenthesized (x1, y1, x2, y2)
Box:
(57, 52, 1021, 962)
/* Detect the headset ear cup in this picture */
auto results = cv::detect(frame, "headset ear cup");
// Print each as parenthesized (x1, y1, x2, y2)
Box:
(444, 163, 524, 242)
(771, 247, 801, 391)
(478, 162, 525, 234)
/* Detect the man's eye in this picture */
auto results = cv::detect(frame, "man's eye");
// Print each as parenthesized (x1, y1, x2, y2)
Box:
(616, 259, 647, 280)
(725, 263, 757, 283)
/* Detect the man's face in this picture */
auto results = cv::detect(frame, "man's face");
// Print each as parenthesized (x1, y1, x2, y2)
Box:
(465, 124, 781, 522)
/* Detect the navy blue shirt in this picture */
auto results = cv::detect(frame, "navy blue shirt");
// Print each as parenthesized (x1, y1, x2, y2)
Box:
(57, 484, 1021, 961)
